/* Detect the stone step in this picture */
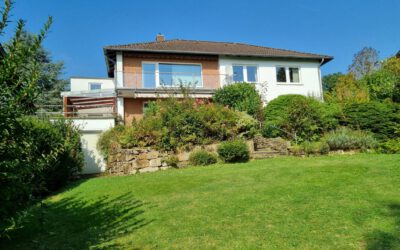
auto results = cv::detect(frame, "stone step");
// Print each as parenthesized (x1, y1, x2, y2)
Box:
(251, 150, 283, 159)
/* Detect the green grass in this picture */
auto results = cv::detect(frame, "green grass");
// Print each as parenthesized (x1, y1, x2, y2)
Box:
(1, 154, 400, 249)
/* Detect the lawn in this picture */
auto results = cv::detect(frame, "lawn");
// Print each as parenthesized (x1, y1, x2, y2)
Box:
(1, 154, 399, 249)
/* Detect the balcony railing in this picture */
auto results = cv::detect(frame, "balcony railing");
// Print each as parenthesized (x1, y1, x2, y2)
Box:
(35, 104, 116, 118)
(117, 71, 236, 89)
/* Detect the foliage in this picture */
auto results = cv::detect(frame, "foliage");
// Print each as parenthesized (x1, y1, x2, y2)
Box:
(213, 82, 263, 119)
(98, 98, 257, 156)
(289, 144, 305, 156)
(6, 31, 68, 109)
(0, 0, 81, 239)
(322, 72, 344, 92)
(0, 117, 83, 238)
(379, 138, 400, 153)
(348, 47, 380, 80)
(302, 141, 330, 156)
(189, 150, 218, 166)
(361, 56, 400, 102)
(217, 139, 250, 163)
(97, 125, 125, 158)
(342, 101, 400, 140)
(262, 95, 339, 142)
(164, 155, 179, 168)
(322, 127, 377, 151)
(333, 74, 370, 103)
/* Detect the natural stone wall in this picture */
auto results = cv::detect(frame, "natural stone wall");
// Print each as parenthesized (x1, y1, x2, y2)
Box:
(107, 138, 290, 176)
(107, 148, 170, 175)
(252, 136, 290, 158)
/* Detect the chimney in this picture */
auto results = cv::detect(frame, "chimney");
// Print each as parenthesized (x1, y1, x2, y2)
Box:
(156, 33, 165, 42)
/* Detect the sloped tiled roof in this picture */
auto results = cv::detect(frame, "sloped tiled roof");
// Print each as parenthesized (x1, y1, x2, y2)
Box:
(103, 39, 333, 76)
(105, 39, 332, 61)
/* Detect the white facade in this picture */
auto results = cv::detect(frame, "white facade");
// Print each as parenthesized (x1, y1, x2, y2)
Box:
(70, 77, 115, 92)
(72, 118, 115, 174)
(218, 56, 323, 103)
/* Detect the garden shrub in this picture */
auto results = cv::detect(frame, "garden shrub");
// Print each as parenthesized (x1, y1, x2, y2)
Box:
(289, 144, 305, 156)
(164, 155, 179, 168)
(322, 127, 377, 151)
(213, 82, 263, 119)
(262, 95, 339, 142)
(379, 138, 400, 153)
(342, 101, 400, 140)
(217, 139, 250, 163)
(0, 117, 83, 237)
(302, 141, 330, 156)
(97, 125, 126, 158)
(98, 98, 257, 157)
(189, 150, 218, 166)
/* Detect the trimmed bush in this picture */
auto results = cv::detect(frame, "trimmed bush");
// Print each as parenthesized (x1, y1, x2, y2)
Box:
(217, 139, 250, 163)
(379, 138, 400, 153)
(262, 95, 339, 142)
(213, 82, 263, 119)
(322, 127, 377, 151)
(302, 141, 330, 156)
(189, 150, 217, 166)
(342, 101, 400, 140)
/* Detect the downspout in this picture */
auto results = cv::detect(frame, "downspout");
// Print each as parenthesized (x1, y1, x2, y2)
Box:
(318, 58, 325, 101)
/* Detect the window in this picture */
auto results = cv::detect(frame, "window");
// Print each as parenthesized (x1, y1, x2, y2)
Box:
(276, 67, 301, 83)
(142, 63, 202, 87)
(159, 63, 202, 87)
(143, 63, 156, 88)
(89, 82, 102, 90)
(232, 65, 258, 83)
(276, 67, 286, 83)
(233, 65, 244, 82)
(247, 66, 258, 82)
(289, 67, 300, 83)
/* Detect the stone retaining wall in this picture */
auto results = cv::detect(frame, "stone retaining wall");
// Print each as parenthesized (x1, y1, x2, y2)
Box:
(107, 138, 291, 176)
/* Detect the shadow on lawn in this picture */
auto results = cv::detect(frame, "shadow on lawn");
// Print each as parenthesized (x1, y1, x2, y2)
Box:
(365, 203, 400, 250)
(1, 186, 153, 249)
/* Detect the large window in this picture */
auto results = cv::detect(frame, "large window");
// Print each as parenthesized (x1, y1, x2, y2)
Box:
(143, 63, 156, 88)
(276, 67, 301, 83)
(232, 65, 258, 83)
(142, 62, 202, 88)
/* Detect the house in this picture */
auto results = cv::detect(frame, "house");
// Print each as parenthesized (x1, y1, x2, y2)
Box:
(63, 34, 332, 124)
(61, 35, 332, 173)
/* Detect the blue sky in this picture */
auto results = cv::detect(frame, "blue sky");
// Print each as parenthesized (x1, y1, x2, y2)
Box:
(3, 0, 399, 78)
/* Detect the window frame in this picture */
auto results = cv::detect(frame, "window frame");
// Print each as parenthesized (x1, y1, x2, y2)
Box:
(142, 61, 203, 88)
(275, 66, 302, 84)
(232, 64, 259, 83)
(88, 82, 102, 91)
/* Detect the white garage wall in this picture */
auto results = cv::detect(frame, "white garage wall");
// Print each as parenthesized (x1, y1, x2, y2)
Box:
(71, 118, 115, 174)
(219, 56, 323, 103)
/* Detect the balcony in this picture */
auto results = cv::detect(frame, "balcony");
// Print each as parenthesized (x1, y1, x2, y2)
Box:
(116, 71, 236, 98)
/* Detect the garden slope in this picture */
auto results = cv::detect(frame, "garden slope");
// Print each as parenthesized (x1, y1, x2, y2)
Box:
(2, 154, 400, 249)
